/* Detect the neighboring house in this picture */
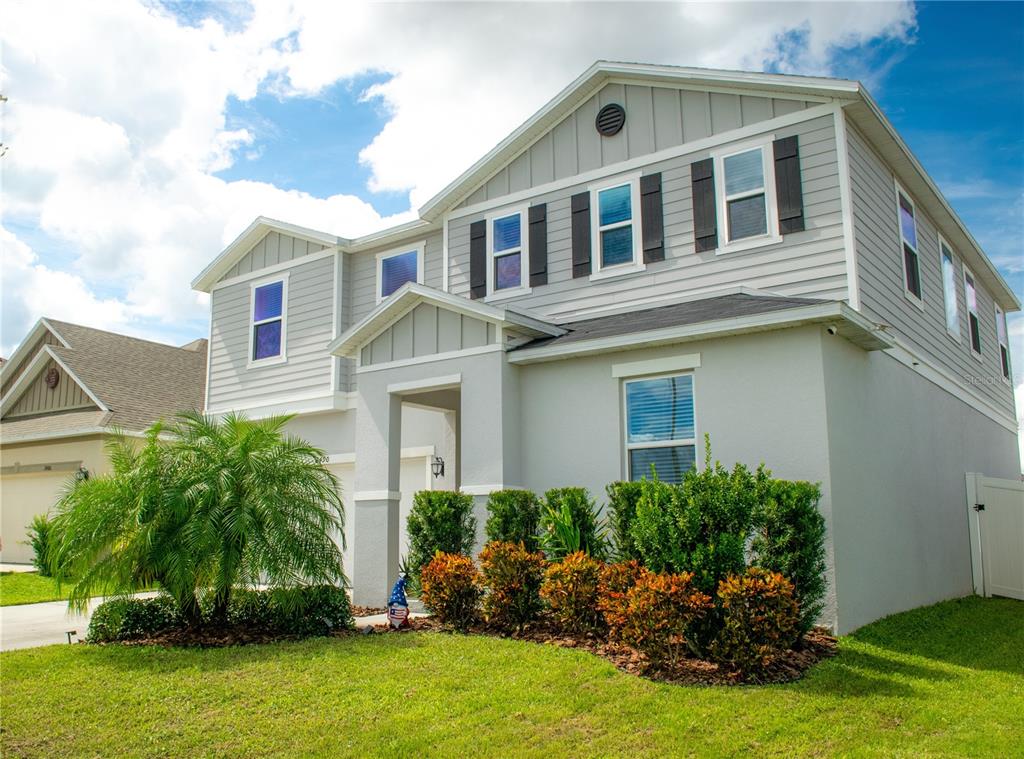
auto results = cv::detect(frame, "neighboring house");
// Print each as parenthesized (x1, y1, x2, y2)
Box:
(192, 61, 1019, 632)
(0, 319, 207, 563)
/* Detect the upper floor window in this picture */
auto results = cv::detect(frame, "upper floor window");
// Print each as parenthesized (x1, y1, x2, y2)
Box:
(995, 304, 1011, 381)
(487, 210, 528, 295)
(711, 139, 781, 255)
(589, 176, 643, 278)
(964, 267, 982, 357)
(250, 277, 286, 364)
(939, 239, 960, 338)
(896, 185, 922, 302)
(624, 373, 696, 485)
(377, 243, 424, 301)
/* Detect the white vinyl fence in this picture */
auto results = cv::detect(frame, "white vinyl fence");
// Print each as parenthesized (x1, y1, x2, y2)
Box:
(966, 473, 1024, 601)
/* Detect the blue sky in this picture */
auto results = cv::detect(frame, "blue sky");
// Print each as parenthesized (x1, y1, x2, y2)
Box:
(1, 1, 1020, 389)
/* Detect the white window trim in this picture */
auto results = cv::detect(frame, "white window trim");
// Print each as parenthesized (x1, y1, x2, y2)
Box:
(994, 303, 1011, 384)
(963, 266, 983, 362)
(621, 371, 698, 483)
(713, 135, 782, 256)
(376, 241, 426, 303)
(484, 205, 531, 301)
(248, 273, 289, 369)
(937, 235, 961, 342)
(589, 172, 645, 281)
(894, 181, 924, 310)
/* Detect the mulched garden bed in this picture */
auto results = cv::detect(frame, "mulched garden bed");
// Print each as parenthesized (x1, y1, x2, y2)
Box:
(351, 605, 387, 617)
(366, 617, 837, 686)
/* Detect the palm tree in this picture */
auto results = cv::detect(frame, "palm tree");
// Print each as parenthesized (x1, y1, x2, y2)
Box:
(50, 412, 346, 626)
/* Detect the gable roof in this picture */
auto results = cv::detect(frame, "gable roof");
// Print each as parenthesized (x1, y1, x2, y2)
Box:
(1, 319, 208, 442)
(328, 282, 565, 358)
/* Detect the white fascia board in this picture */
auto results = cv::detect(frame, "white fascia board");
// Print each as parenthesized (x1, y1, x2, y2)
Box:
(0, 346, 108, 414)
(508, 302, 892, 364)
(205, 391, 354, 420)
(328, 283, 563, 358)
(0, 427, 147, 445)
(343, 219, 439, 253)
(0, 319, 65, 395)
(192, 216, 343, 293)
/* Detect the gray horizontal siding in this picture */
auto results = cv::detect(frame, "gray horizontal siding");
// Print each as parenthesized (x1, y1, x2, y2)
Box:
(847, 119, 1014, 417)
(457, 83, 811, 208)
(224, 232, 328, 280)
(448, 113, 847, 319)
(5, 358, 95, 418)
(361, 304, 495, 366)
(207, 254, 336, 410)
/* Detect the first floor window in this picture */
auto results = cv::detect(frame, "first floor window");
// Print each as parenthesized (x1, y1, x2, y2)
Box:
(379, 248, 421, 299)
(996, 305, 1011, 380)
(624, 373, 696, 484)
(940, 241, 960, 337)
(491, 212, 523, 291)
(596, 182, 636, 268)
(251, 279, 284, 362)
(965, 269, 982, 355)
(722, 147, 768, 241)
(897, 187, 922, 300)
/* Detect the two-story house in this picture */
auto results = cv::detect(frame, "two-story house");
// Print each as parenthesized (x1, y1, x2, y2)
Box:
(192, 62, 1020, 632)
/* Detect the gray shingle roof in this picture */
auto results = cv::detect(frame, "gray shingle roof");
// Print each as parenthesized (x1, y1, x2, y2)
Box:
(1, 320, 206, 440)
(513, 293, 829, 351)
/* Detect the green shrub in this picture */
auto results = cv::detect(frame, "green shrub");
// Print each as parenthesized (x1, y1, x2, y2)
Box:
(620, 572, 712, 670)
(597, 560, 649, 640)
(406, 491, 477, 584)
(751, 479, 826, 637)
(709, 568, 799, 677)
(420, 552, 482, 632)
(630, 438, 766, 594)
(485, 490, 542, 551)
(479, 541, 546, 633)
(229, 586, 354, 637)
(541, 551, 606, 634)
(605, 482, 644, 561)
(87, 596, 181, 643)
(25, 513, 66, 578)
(540, 488, 607, 560)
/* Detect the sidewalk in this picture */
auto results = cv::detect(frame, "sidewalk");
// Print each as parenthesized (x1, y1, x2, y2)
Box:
(1, 596, 426, 651)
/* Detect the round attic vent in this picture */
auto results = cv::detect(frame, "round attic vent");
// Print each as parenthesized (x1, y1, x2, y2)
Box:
(595, 103, 626, 136)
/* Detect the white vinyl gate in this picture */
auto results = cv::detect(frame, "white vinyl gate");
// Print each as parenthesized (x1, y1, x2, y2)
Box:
(966, 473, 1024, 601)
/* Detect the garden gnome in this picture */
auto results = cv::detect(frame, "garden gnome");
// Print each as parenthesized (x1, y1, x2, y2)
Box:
(387, 575, 410, 629)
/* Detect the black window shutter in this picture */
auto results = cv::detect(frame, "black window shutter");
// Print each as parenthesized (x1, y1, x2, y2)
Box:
(640, 173, 665, 263)
(469, 219, 486, 299)
(571, 191, 591, 278)
(691, 158, 717, 253)
(528, 204, 547, 287)
(773, 136, 805, 234)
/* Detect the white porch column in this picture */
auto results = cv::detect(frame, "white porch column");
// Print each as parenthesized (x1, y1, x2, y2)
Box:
(351, 386, 402, 607)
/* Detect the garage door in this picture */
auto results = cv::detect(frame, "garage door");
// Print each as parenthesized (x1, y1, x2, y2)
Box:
(967, 473, 1024, 601)
(0, 471, 72, 564)
(327, 456, 432, 584)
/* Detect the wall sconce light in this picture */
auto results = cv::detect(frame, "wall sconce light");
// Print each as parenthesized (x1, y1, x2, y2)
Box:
(431, 455, 445, 479)
(75, 465, 90, 483)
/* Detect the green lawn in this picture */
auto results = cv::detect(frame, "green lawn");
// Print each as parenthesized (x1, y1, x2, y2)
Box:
(1, 596, 1021, 757)
(0, 572, 72, 606)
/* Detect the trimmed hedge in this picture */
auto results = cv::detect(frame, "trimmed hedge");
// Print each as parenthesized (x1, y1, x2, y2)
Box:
(87, 586, 353, 643)
(485, 490, 542, 551)
(605, 481, 644, 561)
(406, 491, 477, 584)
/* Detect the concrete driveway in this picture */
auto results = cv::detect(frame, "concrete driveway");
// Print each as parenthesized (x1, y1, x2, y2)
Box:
(1, 598, 94, 651)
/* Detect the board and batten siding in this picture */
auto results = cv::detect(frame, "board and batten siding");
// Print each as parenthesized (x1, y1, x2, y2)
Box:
(360, 303, 497, 367)
(4, 358, 96, 418)
(207, 254, 335, 410)
(457, 83, 812, 208)
(448, 112, 847, 320)
(223, 231, 329, 280)
(845, 119, 1015, 418)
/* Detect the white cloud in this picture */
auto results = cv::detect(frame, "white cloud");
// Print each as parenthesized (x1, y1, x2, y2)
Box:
(1, 0, 916, 351)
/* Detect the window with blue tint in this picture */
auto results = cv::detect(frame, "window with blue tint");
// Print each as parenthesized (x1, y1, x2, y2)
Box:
(380, 249, 419, 298)
(722, 147, 768, 243)
(596, 183, 635, 269)
(490, 212, 523, 291)
(897, 190, 921, 299)
(624, 374, 696, 484)
(940, 242, 960, 337)
(251, 280, 284, 362)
